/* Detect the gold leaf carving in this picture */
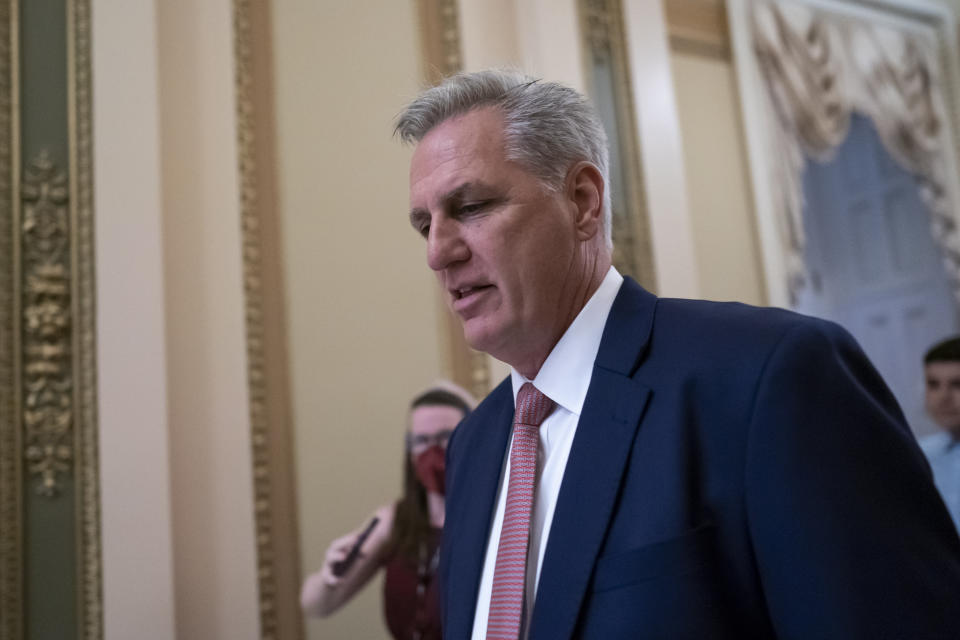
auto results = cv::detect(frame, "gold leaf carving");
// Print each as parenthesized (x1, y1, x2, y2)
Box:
(21, 150, 73, 498)
(582, 0, 614, 64)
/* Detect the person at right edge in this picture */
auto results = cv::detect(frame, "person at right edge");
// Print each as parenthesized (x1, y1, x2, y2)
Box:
(921, 335, 960, 531)
(395, 69, 960, 639)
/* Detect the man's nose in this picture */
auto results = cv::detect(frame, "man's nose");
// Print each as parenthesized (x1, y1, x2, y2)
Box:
(426, 217, 468, 271)
(932, 389, 951, 405)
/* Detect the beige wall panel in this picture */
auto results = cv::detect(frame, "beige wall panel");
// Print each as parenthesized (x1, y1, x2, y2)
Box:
(514, 0, 586, 90)
(157, 0, 260, 638)
(623, 0, 701, 298)
(460, 0, 585, 93)
(671, 52, 765, 305)
(270, 2, 443, 638)
(460, 0, 523, 70)
(94, 1, 177, 638)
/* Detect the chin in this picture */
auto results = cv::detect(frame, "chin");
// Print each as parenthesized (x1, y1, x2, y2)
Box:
(461, 319, 503, 357)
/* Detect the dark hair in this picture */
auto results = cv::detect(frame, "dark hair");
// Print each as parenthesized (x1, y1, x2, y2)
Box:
(410, 388, 472, 416)
(389, 387, 472, 562)
(925, 336, 960, 364)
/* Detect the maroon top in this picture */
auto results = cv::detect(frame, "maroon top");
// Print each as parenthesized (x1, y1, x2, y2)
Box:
(382, 529, 442, 640)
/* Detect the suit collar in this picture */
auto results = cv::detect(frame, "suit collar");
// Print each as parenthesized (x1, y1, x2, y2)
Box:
(594, 276, 657, 376)
(443, 378, 514, 638)
(510, 267, 625, 416)
(529, 277, 657, 640)
(443, 279, 659, 640)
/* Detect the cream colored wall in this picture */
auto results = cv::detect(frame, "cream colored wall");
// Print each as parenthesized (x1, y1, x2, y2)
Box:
(622, 0, 701, 298)
(459, 0, 522, 70)
(97, 0, 262, 637)
(671, 51, 766, 305)
(270, 2, 444, 639)
(156, 0, 260, 639)
(94, 1, 176, 638)
(460, 0, 584, 89)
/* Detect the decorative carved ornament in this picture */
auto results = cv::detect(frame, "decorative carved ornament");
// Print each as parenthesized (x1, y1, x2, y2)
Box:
(2, 1, 102, 637)
(0, 0, 17, 634)
(582, 0, 614, 64)
(21, 151, 73, 498)
(437, 0, 462, 75)
(416, 0, 464, 84)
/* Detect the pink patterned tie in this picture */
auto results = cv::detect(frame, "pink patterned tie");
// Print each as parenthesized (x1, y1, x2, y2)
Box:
(486, 383, 556, 640)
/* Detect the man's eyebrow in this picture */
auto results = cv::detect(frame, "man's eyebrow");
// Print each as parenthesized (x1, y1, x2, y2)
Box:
(409, 206, 429, 228)
(408, 182, 493, 224)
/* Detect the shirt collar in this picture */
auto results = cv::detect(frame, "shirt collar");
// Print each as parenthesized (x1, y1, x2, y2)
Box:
(511, 266, 624, 416)
(922, 430, 960, 455)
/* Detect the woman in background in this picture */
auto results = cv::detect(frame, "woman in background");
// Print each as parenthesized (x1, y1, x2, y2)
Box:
(300, 382, 475, 640)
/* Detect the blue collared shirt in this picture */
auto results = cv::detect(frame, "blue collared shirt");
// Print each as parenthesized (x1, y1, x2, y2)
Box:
(920, 431, 960, 531)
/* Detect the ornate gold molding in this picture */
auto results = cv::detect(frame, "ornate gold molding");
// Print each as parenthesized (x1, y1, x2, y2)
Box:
(578, 0, 657, 290)
(233, 3, 280, 638)
(21, 151, 72, 498)
(0, 1, 20, 637)
(416, 0, 463, 84)
(2, 1, 102, 637)
(232, 1, 304, 639)
(582, 0, 615, 63)
(69, 0, 103, 635)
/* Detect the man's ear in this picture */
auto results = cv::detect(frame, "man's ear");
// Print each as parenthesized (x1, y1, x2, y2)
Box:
(566, 161, 604, 241)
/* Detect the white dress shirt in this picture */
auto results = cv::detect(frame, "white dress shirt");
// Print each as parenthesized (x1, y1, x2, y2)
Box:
(470, 266, 624, 640)
(920, 430, 960, 531)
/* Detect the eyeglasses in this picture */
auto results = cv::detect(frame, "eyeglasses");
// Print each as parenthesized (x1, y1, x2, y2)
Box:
(408, 429, 455, 454)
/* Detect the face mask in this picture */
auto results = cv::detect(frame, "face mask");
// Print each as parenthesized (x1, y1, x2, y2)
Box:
(414, 444, 445, 495)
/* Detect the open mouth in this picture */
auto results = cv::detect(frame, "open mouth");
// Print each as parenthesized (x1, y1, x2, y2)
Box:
(452, 285, 492, 300)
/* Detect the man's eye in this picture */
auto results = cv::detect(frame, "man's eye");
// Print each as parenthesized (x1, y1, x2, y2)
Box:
(459, 201, 487, 215)
(418, 224, 430, 238)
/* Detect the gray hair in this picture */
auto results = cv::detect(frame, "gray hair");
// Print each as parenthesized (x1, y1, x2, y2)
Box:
(395, 69, 612, 247)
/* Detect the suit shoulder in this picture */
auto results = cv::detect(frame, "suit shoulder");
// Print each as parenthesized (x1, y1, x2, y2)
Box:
(639, 297, 862, 386)
(654, 297, 847, 350)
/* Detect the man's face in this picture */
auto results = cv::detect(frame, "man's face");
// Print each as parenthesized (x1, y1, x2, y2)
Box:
(408, 108, 592, 375)
(925, 361, 960, 435)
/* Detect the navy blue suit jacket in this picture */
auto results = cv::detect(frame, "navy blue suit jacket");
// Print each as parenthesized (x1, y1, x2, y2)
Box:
(440, 277, 960, 639)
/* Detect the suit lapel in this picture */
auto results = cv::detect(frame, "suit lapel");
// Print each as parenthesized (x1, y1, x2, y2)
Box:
(528, 278, 657, 640)
(444, 380, 515, 638)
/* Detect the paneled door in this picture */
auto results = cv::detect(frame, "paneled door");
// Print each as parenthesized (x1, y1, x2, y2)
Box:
(796, 113, 959, 436)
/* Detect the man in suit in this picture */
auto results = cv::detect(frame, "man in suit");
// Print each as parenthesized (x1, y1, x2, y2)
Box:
(395, 69, 960, 639)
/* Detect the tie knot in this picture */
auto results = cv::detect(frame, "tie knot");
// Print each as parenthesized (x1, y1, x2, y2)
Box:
(514, 383, 555, 427)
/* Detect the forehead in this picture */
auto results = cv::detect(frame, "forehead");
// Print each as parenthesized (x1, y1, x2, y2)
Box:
(410, 404, 465, 433)
(926, 361, 960, 379)
(409, 108, 508, 188)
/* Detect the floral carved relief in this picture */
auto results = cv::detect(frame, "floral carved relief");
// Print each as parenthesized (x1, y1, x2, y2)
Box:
(21, 150, 73, 497)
